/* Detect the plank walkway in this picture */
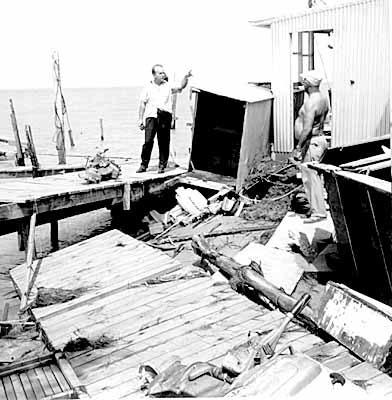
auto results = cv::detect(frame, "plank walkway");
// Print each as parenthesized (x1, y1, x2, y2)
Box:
(0, 164, 186, 236)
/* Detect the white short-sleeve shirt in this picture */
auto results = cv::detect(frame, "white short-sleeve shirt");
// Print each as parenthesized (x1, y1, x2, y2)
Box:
(140, 81, 173, 120)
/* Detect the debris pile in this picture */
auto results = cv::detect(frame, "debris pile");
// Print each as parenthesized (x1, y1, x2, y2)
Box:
(63, 334, 115, 352)
(79, 148, 121, 183)
(32, 286, 90, 308)
(145, 185, 242, 240)
(240, 156, 301, 225)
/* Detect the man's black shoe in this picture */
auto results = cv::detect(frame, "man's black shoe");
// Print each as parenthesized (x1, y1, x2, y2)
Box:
(136, 166, 147, 173)
(157, 167, 165, 174)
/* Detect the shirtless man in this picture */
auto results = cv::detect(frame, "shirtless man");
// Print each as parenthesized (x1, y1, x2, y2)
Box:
(293, 70, 329, 222)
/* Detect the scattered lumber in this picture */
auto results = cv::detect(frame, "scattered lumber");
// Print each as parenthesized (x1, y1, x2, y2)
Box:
(157, 224, 277, 244)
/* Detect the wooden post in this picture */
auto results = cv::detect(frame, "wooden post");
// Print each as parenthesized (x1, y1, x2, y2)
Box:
(308, 31, 315, 70)
(123, 183, 131, 211)
(51, 220, 59, 251)
(68, 129, 75, 147)
(19, 213, 38, 313)
(56, 126, 66, 165)
(18, 219, 30, 252)
(100, 118, 104, 141)
(9, 99, 25, 166)
(25, 125, 40, 176)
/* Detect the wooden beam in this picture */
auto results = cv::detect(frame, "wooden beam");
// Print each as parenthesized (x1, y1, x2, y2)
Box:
(340, 153, 390, 169)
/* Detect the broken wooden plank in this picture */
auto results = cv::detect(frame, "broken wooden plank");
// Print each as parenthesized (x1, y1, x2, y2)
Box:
(158, 224, 277, 244)
(340, 153, 390, 169)
(317, 282, 392, 368)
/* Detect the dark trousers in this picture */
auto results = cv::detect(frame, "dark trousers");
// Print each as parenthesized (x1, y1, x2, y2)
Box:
(141, 111, 172, 168)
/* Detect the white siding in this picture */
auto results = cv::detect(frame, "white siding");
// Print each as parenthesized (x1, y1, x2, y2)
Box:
(267, 0, 390, 153)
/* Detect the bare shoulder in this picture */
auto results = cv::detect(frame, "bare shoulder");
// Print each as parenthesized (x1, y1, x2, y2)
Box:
(305, 93, 328, 113)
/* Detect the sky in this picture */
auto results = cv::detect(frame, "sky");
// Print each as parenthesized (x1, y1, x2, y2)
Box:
(0, 0, 385, 89)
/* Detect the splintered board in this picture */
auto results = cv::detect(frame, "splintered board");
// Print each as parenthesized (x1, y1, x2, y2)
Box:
(10, 230, 183, 348)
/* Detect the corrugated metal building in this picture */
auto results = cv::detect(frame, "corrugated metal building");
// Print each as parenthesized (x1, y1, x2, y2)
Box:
(251, 0, 390, 154)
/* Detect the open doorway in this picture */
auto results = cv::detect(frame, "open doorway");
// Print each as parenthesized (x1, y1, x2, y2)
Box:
(290, 30, 334, 148)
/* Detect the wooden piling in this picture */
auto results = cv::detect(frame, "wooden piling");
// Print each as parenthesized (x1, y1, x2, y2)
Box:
(25, 125, 40, 176)
(56, 126, 66, 165)
(100, 118, 104, 141)
(68, 129, 75, 147)
(9, 99, 25, 166)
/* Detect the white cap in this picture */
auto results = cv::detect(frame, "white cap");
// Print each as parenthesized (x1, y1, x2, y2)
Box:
(300, 70, 323, 87)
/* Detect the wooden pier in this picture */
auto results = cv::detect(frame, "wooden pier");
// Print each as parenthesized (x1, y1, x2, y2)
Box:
(8, 229, 392, 399)
(0, 164, 187, 249)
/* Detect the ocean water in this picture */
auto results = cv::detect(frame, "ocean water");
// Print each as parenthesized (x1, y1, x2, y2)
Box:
(0, 87, 194, 269)
(0, 87, 193, 167)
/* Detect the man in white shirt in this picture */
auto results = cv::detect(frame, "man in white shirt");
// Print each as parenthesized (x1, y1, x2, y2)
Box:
(137, 64, 192, 173)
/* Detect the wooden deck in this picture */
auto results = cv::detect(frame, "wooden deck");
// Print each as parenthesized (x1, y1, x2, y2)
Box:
(9, 230, 392, 399)
(0, 163, 85, 179)
(0, 164, 186, 238)
(0, 353, 86, 400)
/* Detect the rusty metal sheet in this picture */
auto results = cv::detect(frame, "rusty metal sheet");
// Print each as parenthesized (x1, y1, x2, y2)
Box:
(317, 282, 392, 368)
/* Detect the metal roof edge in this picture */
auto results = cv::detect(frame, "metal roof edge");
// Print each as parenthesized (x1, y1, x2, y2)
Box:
(191, 83, 273, 103)
(249, 0, 379, 27)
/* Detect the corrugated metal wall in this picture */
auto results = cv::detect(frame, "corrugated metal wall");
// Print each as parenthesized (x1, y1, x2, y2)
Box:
(269, 0, 390, 153)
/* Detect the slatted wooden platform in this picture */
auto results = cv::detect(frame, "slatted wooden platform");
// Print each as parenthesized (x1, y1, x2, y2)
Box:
(0, 354, 79, 400)
(0, 164, 186, 236)
(10, 229, 183, 348)
(8, 230, 392, 399)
